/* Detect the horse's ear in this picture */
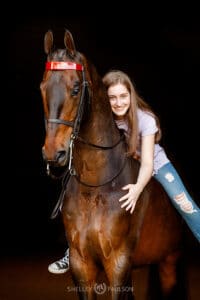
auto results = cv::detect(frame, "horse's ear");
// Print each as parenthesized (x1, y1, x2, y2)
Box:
(64, 29, 76, 58)
(44, 30, 54, 54)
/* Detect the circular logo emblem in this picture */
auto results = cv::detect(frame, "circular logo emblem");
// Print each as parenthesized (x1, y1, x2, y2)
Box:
(94, 282, 107, 295)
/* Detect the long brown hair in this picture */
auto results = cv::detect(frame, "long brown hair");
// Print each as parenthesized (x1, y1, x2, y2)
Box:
(102, 70, 162, 156)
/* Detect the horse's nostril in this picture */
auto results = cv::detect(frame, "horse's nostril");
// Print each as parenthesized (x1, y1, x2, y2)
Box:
(56, 150, 67, 163)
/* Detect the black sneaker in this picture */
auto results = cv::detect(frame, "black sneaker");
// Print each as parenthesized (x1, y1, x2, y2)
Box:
(48, 248, 69, 274)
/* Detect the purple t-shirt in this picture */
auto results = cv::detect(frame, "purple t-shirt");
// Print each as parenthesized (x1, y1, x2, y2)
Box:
(115, 109, 169, 174)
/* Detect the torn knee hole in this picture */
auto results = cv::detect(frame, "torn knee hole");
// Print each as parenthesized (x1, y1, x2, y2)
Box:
(174, 192, 197, 214)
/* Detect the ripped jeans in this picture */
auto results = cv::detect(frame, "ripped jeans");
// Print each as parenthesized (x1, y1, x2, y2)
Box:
(154, 162, 200, 242)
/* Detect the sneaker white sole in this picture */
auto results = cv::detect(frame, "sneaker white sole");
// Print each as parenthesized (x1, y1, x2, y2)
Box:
(48, 264, 69, 274)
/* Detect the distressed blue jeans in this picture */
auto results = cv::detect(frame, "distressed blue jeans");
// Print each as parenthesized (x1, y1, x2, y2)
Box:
(154, 162, 200, 242)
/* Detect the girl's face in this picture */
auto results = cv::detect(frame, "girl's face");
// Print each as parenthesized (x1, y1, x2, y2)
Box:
(107, 83, 130, 119)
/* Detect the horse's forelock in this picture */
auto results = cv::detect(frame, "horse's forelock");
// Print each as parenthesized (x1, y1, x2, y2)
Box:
(48, 49, 83, 64)
(48, 49, 67, 61)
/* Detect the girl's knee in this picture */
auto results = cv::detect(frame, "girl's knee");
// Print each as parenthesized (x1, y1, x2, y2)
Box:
(173, 192, 198, 214)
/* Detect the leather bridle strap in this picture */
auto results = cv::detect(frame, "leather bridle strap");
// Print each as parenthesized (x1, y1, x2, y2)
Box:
(50, 169, 71, 219)
(77, 130, 125, 150)
(45, 119, 74, 127)
(72, 70, 89, 138)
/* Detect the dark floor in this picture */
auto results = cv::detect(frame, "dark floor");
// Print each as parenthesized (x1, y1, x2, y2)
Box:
(0, 241, 199, 300)
(0, 251, 110, 300)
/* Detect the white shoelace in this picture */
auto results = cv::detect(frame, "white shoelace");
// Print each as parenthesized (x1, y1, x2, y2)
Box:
(57, 249, 69, 267)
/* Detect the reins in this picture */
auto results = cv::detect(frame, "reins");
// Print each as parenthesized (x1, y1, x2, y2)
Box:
(73, 153, 127, 188)
(76, 133, 124, 150)
(50, 136, 127, 219)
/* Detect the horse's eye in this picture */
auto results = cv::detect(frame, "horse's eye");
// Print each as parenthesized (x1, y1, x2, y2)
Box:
(71, 84, 80, 96)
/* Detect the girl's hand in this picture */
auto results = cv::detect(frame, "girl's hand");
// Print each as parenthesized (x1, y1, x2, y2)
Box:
(119, 184, 141, 214)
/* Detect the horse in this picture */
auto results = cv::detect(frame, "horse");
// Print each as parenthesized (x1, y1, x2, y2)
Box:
(40, 29, 185, 300)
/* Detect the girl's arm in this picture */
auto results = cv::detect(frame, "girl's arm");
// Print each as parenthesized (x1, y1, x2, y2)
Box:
(119, 134, 155, 213)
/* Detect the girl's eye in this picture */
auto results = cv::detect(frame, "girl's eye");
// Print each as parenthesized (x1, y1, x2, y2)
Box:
(121, 94, 128, 98)
(109, 96, 115, 101)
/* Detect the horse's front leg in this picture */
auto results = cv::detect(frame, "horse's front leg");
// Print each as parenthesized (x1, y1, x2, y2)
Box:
(104, 256, 134, 300)
(70, 248, 99, 300)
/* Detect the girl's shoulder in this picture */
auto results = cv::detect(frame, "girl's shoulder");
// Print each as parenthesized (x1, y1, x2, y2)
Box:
(137, 109, 157, 135)
(137, 108, 155, 122)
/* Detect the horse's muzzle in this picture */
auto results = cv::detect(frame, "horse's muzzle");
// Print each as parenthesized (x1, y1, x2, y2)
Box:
(42, 146, 69, 167)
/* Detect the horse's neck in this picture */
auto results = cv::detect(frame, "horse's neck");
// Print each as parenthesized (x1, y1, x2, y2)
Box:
(81, 98, 119, 146)
(82, 63, 120, 145)
(75, 59, 123, 178)
(73, 87, 123, 180)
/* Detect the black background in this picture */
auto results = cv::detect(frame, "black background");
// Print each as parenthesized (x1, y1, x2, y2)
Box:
(7, 10, 200, 257)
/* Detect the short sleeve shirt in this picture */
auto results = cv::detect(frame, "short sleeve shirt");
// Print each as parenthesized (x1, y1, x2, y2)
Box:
(115, 109, 169, 174)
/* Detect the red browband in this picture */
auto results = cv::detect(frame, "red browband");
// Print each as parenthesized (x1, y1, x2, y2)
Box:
(46, 61, 83, 71)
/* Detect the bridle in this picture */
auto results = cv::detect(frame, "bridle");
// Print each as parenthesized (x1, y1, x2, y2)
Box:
(45, 60, 126, 176)
(44, 61, 127, 218)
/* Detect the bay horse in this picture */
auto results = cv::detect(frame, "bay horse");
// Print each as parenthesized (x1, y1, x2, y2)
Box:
(40, 29, 184, 300)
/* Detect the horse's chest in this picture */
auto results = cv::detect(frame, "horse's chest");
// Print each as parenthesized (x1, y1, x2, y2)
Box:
(64, 191, 125, 237)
